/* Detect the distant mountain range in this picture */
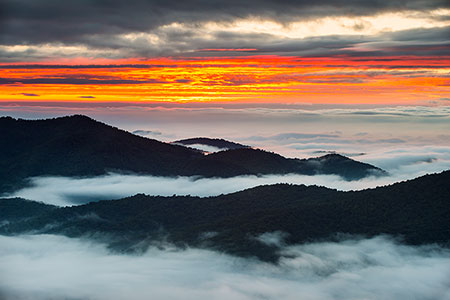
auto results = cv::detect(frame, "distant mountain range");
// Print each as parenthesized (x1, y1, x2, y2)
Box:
(1, 170, 449, 261)
(0, 115, 385, 193)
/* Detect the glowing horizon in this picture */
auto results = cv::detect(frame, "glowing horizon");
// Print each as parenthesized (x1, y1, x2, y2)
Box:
(1, 1, 449, 106)
(1, 54, 449, 105)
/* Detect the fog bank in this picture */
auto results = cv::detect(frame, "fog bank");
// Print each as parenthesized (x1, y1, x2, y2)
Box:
(0, 235, 449, 300)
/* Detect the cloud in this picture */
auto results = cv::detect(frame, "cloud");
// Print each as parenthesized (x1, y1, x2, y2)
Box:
(247, 133, 340, 141)
(362, 146, 450, 170)
(173, 143, 226, 153)
(19, 93, 39, 97)
(78, 95, 96, 98)
(2, 0, 446, 45)
(0, 234, 449, 300)
(255, 231, 289, 247)
(0, 0, 449, 61)
(2, 26, 450, 61)
(0, 77, 168, 85)
(132, 129, 162, 137)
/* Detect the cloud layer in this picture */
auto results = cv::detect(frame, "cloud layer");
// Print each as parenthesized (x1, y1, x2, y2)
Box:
(0, 0, 449, 61)
(0, 234, 449, 300)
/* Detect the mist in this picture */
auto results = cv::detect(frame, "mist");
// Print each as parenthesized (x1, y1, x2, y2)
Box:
(5, 147, 450, 206)
(0, 234, 449, 300)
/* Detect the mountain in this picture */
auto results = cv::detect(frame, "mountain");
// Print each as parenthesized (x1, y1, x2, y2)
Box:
(172, 137, 249, 150)
(0, 115, 202, 192)
(0, 115, 385, 193)
(297, 153, 384, 180)
(2, 170, 449, 261)
(185, 149, 385, 180)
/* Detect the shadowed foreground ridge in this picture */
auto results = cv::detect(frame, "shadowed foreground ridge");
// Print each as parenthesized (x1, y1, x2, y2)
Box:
(0, 115, 385, 193)
(1, 170, 449, 261)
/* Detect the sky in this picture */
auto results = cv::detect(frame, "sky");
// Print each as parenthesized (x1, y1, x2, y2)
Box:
(0, 0, 449, 105)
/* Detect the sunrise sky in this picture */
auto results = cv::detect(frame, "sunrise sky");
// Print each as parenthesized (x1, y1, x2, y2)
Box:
(0, 1, 449, 106)
(2, 4, 450, 300)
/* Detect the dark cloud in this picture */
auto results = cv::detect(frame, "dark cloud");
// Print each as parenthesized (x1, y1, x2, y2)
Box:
(301, 77, 367, 84)
(19, 93, 39, 96)
(344, 109, 450, 118)
(349, 111, 410, 116)
(0, 77, 168, 85)
(0, 1, 449, 61)
(1, 26, 449, 61)
(175, 79, 192, 83)
(1, 0, 447, 44)
(78, 96, 95, 98)
(385, 25, 450, 42)
(0, 64, 234, 69)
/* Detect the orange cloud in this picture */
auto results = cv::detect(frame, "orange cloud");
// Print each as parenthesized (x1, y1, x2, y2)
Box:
(0, 55, 449, 105)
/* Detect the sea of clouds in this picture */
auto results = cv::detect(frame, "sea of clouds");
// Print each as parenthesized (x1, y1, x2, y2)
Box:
(0, 234, 449, 300)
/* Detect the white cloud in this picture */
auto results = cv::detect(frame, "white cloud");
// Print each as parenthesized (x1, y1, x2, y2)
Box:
(0, 234, 449, 300)
(199, 9, 450, 39)
(6, 152, 450, 207)
(172, 143, 226, 153)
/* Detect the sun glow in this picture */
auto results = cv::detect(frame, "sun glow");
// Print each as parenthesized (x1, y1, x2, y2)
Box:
(1, 55, 448, 104)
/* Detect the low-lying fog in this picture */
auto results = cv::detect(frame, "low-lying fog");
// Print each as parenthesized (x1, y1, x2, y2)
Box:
(1, 234, 449, 300)
(5, 144, 450, 206)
